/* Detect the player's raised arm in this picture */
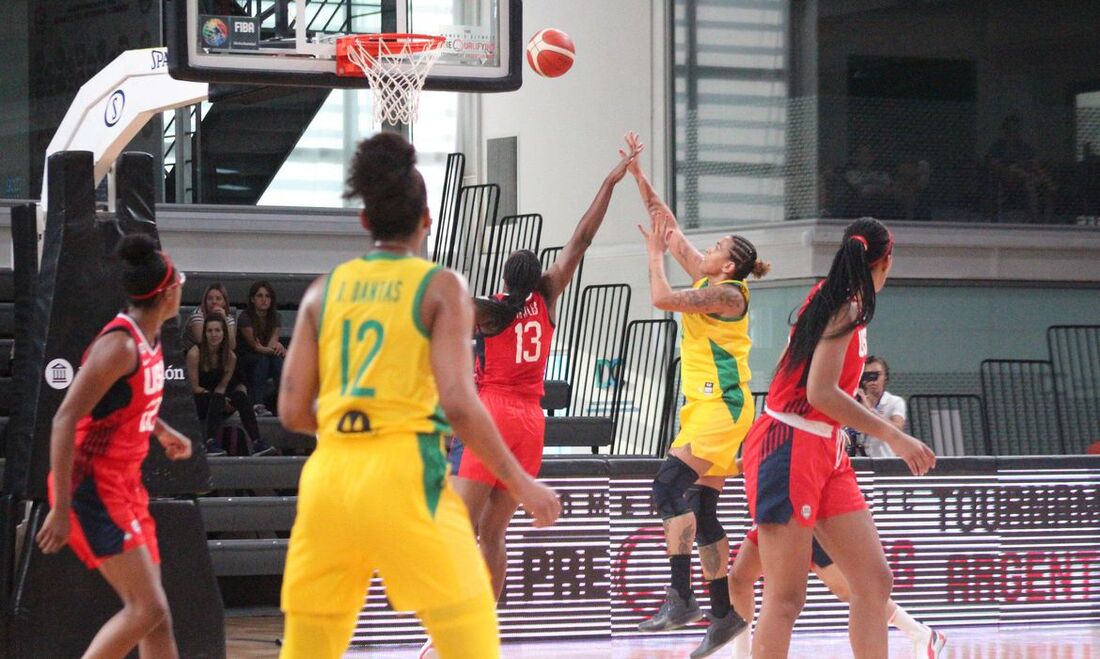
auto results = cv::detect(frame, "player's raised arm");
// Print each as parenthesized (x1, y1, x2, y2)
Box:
(540, 132, 644, 306)
(626, 133, 705, 281)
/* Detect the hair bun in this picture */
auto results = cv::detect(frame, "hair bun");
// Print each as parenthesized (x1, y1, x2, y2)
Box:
(115, 234, 159, 266)
(751, 260, 772, 279)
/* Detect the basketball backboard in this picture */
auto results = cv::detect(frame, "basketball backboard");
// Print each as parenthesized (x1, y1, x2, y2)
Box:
(165, 0, 522, 92)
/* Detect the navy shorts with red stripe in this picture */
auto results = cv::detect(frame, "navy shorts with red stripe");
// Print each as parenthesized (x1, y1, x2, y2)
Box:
(742, 415, 867, 528)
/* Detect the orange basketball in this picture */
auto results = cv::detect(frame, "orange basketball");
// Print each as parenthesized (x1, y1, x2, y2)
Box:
(526, 28, 575, 78)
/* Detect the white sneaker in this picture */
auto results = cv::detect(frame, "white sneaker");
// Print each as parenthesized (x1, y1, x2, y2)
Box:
(253, 403, 274, 417)
(913, 627, 947, 659)
(417, 638, 437, 659)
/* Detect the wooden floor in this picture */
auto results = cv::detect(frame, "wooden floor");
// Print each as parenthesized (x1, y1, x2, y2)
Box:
(226, 614, 1100, 658)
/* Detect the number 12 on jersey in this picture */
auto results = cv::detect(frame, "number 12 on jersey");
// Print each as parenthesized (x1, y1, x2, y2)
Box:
(341, 319, 384, 397)
(514, 320, 542, 364)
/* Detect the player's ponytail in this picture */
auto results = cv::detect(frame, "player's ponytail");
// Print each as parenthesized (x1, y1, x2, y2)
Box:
(778, 217, 892, 379)
(476, 250, 543, 336)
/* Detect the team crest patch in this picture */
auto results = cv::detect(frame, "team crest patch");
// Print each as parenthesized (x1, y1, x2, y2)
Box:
(703, 382, 714, 395)
(801, 504, 812, 520)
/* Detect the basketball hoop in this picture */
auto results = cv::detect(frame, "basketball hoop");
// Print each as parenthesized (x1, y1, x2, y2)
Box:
(336, 33, 446, 126)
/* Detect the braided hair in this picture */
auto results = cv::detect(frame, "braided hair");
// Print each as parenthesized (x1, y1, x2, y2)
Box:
(475, 250, 543, 336)
(726, 235, 771, 280)
(778, 217, 893, 379)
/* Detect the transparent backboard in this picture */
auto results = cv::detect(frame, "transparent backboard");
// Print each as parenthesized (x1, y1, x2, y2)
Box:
(166, 0, 521, 92)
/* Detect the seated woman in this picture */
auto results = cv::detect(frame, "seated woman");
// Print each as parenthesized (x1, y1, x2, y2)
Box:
(235, 280, 286, 417)
(186, 283, 236, 353)
(186, 314, 274, 456)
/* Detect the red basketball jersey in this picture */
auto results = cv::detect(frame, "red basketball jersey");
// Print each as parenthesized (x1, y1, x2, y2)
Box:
(73, 314, 165, 467)
(766, 281, 867, 426)
(476, 292, 554, 400)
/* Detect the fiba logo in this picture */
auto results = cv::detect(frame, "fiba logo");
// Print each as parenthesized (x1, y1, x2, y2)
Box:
(202, 18, 229, 48)
(45, 358, 75, 390)
(104, 90, 125, 127)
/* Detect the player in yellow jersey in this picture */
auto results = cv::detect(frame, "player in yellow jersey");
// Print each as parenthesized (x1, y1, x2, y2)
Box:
(629, 134, 770, 658)
(276, 133, 561, 659)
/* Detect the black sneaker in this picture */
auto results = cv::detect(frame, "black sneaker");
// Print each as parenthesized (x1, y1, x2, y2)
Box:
(204, 439, 227, 457)
(638, 587, 703, 632)
(689, 610, 749, 658)
(251, 440, 277, 457)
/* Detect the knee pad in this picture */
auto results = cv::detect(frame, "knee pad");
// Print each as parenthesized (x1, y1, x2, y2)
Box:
(651, 457, 698, 520)
(694, 486, 726, 546)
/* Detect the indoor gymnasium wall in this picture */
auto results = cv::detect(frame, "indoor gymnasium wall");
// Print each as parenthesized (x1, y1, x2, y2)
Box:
(479, 0, 667, 322)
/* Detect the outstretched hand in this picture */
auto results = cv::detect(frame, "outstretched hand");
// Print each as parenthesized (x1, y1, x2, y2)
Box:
(624, 132, 644, 176)
(608, 131, 645, 184)
(637, 212, 669, 255)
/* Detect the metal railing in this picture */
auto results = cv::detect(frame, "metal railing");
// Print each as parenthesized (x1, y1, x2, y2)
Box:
(567, 284, 631, 417)
(907, 394, 990, 456)
(473, 214, 542, 297)
(539, 246, 584, 381)
(980, 359, 1063, 455)
(1047, 325, 1100, 455)
(431, 152, 466, 264)
(610, 320, 677, 456)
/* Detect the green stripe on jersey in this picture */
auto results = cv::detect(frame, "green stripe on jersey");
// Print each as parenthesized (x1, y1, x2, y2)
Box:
(709, 338, 745, 422)
(417, 432, 447, 517)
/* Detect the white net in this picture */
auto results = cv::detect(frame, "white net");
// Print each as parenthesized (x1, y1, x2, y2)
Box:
(341, 34, 444, 126)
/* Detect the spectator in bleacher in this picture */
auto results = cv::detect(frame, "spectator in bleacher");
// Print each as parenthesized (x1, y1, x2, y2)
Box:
(185, 282, 236, 352)
(854, 355, 906, 458)
(186, 314, 274, 456)
(987, 115, 1056, 222)
(236, 281, 285, 417)
(842, 144, 931, 221)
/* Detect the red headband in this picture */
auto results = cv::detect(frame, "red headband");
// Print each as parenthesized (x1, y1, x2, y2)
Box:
(129, 251, 178, 300)
(850, 233, 893, 267)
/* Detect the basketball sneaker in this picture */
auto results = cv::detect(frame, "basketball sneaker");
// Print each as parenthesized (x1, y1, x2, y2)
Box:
(689, 610, 748, 658)
(913, 627, 947, 658)
(416, 638, 437, 659)
(637, 587, 703, 632)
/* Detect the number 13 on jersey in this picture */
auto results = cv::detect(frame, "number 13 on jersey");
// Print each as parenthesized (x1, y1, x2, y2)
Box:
(514, 320, 542, 364)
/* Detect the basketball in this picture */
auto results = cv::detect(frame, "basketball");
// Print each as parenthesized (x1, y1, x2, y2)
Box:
(526, 28, 575, 78)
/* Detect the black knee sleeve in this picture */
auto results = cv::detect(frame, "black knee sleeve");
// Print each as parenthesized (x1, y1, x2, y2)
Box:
(651, 457, 698, 520)
(694, 486, 726, 546)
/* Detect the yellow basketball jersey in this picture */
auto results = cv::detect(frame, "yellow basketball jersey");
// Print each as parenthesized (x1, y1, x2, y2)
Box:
(316, 252, 449, 440)
(679, 278, 753, 418)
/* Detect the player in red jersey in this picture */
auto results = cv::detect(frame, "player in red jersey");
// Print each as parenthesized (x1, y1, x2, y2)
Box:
(450, 134, 643, 600)
(740, 217, 936, 658)
(37, 234, 192, 659)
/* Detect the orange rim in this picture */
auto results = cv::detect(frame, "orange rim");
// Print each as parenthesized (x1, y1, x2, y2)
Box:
(337, 33, 445, 57)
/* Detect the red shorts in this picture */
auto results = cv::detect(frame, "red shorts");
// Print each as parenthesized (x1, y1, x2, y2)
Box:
(453, 389, 544, 489)
(742, 415, 866, 528)
(48, 460, 159, 570)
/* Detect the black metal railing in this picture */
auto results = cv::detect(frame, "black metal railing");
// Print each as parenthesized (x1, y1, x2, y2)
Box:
(473, 214, 543, 296)
(1047, 325, 1100, 455)
(431, 152, 466, 265)
(567, 284, 631, 417)
(539, 246, 583, 381)
(435, 184, 499, 286)
(980, 359, 1063, 455)
(907, 394, 990, 456)
(610, 320, 677, 456)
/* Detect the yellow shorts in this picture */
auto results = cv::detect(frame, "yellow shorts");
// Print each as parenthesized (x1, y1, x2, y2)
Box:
(670, 392, 755, 477)
(281, 431, 492, 616)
